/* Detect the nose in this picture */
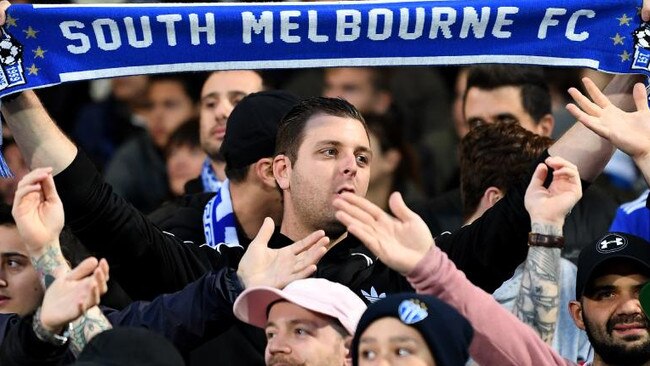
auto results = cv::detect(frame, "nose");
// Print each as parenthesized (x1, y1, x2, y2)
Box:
(214, 100, 233, 125)
(616, 291, 644, 316)
(341, 153, 358, 177)
(267, 335, 291, 356)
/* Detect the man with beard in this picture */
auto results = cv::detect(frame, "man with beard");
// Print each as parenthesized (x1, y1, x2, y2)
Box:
(570, 234, 650, 365)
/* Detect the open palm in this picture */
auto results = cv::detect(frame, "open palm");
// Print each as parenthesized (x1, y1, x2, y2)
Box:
(334, 192, 433, 275)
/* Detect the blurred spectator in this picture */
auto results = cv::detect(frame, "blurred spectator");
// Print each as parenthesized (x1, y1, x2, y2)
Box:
(104, 73, 204, 213)
(165, 119, 206, 198)
(0, 138, 29, 205)
(364, 113, 423, 211)
(73, 75, 149, 171)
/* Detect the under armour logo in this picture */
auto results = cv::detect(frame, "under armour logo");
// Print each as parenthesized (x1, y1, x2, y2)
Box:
(597, 234, 628, 254)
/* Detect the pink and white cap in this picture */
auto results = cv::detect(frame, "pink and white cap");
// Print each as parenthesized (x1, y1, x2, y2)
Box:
(233, 278, 367, 335)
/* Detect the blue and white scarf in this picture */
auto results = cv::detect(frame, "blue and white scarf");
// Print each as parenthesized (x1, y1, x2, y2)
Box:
(0, 0, 647, 177)
(202, 179, 242, 251)
(200, 158, 222, 193)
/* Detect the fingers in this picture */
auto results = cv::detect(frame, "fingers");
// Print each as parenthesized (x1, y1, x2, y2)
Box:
(633, 82, 650, 112)
(528, 163, 548, 189)
(334, 192, 385, 222)
(286, 264, 318, 284)
(41, 173, 62, 205)
(250, 217, 275, 248)
(294, 237, 328, 268)
(567, 87, 600, 117)
(290, 230, 327, 255)
(333, 196, 376, 227)
(387, 192, 416, 222)
(335, 210, 378, 252)
(0, 1, 10, 26)
(582, 77, 611, 108)
(565, 103, 609, 139)
(66, 257, 99, 281)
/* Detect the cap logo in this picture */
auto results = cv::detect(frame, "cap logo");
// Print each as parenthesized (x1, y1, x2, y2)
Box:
(398, 299, 428, 325)
(597, 234, 628, 254)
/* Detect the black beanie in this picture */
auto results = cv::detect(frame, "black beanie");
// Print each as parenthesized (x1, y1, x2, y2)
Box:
(351, 293, 473, 366)
(219, 90, 299, 169)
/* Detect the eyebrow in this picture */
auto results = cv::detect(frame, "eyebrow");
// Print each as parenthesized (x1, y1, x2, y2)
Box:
(265, 319, 321, 329)
(315, 140, 373, 157)
(360, 336, 419, 343)
(1, 252, 28, 259)
(201, 90, 247, 101)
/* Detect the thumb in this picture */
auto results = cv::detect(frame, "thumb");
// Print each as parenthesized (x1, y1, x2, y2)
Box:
(528, 163, 548, 190)
(66, 257, 99, 281)
(388, 192, 415, 221)
(250, 217, 275, 249)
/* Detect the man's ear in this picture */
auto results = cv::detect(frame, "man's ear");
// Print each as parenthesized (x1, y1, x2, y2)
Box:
(254, 158, 277, 189)
(273, 155, 291, 190)
(483, 186, 504, 208)
(381, 148, 401, 175)
(343, 335, 353, 366)
(569, 300, 586, 330)
(536, 114, 555, 137)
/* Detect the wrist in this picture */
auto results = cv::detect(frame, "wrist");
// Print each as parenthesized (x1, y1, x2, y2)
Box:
(530, 221, 564, 236)
(32, 307, 71, 346)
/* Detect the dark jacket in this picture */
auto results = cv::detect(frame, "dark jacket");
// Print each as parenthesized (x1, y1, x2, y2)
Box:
(0, 268, 243, 365)
(54, 149, 539, 364)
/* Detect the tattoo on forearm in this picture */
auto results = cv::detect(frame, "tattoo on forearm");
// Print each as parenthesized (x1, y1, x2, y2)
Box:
(30, 246, 65, 289)
(530, 222, 563, 236)
(512, 246, 561, 344)
(69, 307, 112, 356)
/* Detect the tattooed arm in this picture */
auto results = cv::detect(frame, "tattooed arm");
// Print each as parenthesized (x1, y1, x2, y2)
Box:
(12, 168, 112, 355)
(513, 157, 582, 344)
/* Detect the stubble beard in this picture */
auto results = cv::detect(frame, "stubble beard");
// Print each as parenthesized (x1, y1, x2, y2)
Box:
(583, 312, 650, 365)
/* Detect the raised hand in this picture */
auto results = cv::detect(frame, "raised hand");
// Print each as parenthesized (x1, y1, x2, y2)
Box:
(0, 1, 9, 27)
(566, 77, 650, 160)
(39, 257, 109, 334)
(11, 167, 64, 254)
(525, 156, 582, 229)
(333, 191, 433, 276)
(237, 217, 328, 289)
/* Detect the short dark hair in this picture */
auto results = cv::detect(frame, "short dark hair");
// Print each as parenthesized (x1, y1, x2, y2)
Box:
(364, 113, 422, 193)
(149, 72, 207, 104)
(459, 123, 553, 220)
(225, 164, 251, 183)
(275, 97, 367, 163)
(165, 118, 201, 158)
(465, 65, 551, 123)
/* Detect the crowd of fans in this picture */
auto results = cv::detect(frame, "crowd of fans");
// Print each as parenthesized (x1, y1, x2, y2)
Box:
(2, 0, 650, 365)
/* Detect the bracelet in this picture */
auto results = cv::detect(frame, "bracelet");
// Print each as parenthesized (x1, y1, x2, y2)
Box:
(528, 232, 565, 248)
(32, 306, 71, 346)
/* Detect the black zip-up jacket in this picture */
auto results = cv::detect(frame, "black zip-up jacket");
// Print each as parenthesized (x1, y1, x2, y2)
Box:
(53, 149, 547, 364)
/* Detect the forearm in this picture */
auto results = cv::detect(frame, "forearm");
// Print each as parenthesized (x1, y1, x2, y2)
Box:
(634, 154, 650, 187)
(511, 226, 562, 344)
(1, 91, 77, 175)
(105, 267, 242, 355)
(407, 247, 570, 366)
(69, 307, 111, 356)
(29, 244, 111, 356)
(0, 315, 71, 366)
(548, 74, 640, 182)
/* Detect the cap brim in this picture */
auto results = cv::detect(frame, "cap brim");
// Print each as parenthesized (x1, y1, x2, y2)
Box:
(233, 286, 287, 329)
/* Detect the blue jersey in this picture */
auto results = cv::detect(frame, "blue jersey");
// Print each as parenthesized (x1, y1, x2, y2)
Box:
(610, 190, 650, 241)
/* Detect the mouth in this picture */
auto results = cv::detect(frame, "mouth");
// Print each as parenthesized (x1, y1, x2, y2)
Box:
(0, 296, 11, 306)
(612, 323, 648, 336)
(336, 187, 355, 195)
(210, 126, 226, 139)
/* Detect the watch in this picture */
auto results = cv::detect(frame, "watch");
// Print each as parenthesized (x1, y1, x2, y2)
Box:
(528, 232, 565, 249)
(32, 307, 72, 346)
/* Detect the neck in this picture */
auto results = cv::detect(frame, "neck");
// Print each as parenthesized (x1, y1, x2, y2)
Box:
(211, 159, 227, 182)
(279, 208, 311, 242)
(230, 181, 282, 240)
(366, 176, 393, 211)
